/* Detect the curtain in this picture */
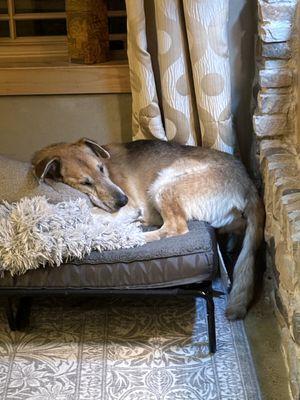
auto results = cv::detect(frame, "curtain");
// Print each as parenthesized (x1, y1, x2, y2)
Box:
(125, 0, 235, 154)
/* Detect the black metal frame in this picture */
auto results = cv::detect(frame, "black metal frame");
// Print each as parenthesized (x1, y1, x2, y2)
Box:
(1, 280, 218, 353)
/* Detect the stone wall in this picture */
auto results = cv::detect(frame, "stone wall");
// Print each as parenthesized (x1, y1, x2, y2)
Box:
(254, 1, 300, 398)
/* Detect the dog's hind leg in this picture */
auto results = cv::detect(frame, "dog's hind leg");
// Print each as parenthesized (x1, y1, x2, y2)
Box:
(143, 194, 188, 242)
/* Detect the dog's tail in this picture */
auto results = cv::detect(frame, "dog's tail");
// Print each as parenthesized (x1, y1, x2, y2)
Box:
(225, 191, 265, 320)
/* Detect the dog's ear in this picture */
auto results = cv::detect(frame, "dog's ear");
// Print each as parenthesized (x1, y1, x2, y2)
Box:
(33, 157, 61, 182)
(78, 138, 110, 159)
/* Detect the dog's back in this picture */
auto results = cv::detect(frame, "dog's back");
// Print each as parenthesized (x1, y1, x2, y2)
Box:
(106, 140, 253, 215)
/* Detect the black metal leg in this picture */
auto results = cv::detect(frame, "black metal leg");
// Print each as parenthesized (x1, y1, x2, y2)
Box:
(206, 291, 216, 354)
(16, 297, 32, 330)
(5, 298, 17, 331)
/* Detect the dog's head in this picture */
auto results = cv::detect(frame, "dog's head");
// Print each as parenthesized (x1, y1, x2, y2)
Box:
(32, 138, 128, 213)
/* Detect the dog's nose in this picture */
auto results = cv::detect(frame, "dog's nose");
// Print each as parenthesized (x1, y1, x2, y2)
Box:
(116, 194, 128, 208)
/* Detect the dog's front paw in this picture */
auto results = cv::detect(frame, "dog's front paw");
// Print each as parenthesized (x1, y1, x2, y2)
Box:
(121, 206, 144, 223)
(225, 303, 247, 321)
(143, 230, 162, 242)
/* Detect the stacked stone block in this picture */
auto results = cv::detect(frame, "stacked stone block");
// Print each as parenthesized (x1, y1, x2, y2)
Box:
(254, 1, 300, 398)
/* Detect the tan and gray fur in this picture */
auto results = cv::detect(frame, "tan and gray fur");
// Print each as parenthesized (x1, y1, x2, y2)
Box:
(32, 138, 265, 320)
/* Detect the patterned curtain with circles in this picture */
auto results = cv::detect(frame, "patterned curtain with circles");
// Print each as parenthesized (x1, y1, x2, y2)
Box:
(125, 0, 235, 154)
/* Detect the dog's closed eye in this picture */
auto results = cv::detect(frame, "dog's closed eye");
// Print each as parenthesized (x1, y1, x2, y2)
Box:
(99, 165, 104, 173)
(82, 179, 93, 186)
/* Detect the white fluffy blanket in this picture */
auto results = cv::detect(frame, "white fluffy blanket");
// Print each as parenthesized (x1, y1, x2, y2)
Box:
(0, 196, 145, 276)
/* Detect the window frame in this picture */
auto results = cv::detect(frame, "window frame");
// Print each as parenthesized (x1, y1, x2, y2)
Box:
(0, 0, 130, 95)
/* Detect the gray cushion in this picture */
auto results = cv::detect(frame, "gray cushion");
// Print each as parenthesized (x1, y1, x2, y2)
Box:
(0, 221, 217, 290)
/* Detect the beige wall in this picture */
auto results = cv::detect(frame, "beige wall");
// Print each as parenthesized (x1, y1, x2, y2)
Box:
(0, 0, 256, 166)
(0, 94, 132, 161)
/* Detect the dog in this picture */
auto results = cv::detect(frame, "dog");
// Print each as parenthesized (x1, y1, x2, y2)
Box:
(32, 138, 265, 320)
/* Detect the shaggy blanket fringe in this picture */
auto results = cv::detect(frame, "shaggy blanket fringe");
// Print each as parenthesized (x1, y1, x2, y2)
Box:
(0, 196, 145, 276)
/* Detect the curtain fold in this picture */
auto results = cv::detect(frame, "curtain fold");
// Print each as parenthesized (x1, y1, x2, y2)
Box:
(126, 0, 166, 140)
(154, 0, 199, 145)
(126, 0, 235, 154)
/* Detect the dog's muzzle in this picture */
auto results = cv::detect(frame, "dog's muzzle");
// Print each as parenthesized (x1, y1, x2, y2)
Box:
(115, 194, 128, 209)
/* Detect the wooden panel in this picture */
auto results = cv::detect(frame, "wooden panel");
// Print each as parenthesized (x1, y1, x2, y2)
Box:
(0, 61, 131, 94)
(0, 37, 68, 62)
(0, 36, 67, 42)
(13, 12, 67, 20)
(7, 0, 16, 39)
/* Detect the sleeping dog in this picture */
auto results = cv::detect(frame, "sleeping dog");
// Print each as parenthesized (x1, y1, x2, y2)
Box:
(32, 138, 265, 320)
